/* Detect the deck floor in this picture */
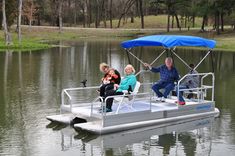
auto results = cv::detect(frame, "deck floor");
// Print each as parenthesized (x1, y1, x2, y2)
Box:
(64, 96, 205, 118)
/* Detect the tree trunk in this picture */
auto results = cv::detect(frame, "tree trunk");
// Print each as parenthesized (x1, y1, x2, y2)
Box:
(187, 16, 190, 30)
(29, 1, 33, 30)
(174, 13, 181, 30)
(192, 15, 195, 28)
(84, 0, 88, 28)
(74, 0, 77, 25)
(109, 0, 113, 28)
(102, 0, 107, 28)
(221, 12, 224, 32)
(201, 15, 206, 31)
(138, 0, 144, 29)
(171, 15, 174, 28)
(18, 0, 23, 44)
(215, 11, 220, 35)
(117, 0, 135, 28)
(82, 7, 86, 28)
(130, 10, 134, 23)
(95, 0, 101, 28)
(2, 0, 12, 45)
(167, 13, 170, 32)
(38, 14, 41, 26)
(88, 0, 92, 27)
(58, 0, 63, 33)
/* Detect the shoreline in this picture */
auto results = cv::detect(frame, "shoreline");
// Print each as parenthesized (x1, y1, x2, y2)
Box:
(1, 26, 235, 52)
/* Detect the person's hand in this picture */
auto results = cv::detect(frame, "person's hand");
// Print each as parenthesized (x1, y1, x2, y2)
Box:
(103, 80, 110, 84)
(114, 84, 119, 90)
(144, 63, 152, 70)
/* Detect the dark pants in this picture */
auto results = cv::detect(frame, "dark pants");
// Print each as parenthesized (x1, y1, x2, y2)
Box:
(100, 83, 114, 97)
(104, 90, 123, 109)
(152, 81, 175, 98)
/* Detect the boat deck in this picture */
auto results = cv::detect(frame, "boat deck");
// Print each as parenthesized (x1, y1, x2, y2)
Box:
(47, 96, 218, 134)
(61, 97, 210, 119)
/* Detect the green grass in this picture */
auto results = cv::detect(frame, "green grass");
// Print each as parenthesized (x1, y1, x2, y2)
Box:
(0, 31, 51, 51)
(91, 15, 203, 29)
(1, 14, 235, 52)
(0, 41, 51, 51)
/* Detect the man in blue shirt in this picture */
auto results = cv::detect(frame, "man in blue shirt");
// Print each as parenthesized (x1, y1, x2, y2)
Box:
(144, 57, 179, 102)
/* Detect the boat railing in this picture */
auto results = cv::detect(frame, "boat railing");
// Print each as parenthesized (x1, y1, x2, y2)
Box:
(177, 72, 214, 104)
(61, 86, 100, 112)
(61, 83, 153, 116)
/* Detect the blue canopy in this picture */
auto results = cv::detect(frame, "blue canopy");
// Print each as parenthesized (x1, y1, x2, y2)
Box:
(121, 35, 216, 49)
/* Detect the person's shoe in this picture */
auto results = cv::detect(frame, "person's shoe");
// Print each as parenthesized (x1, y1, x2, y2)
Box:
(161, 97, 165, 102)
(99, 106, 105, 111)
(99, 107, 112, 113)
(156, 97, 162, 101)
(105, 108, 112, 112)
(187, 93, 193, 99)
(175, 101, 186, 105)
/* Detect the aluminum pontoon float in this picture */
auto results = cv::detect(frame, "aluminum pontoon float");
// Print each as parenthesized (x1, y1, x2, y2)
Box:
(46, 35, 220, 134)
(59, 116, 214, 150)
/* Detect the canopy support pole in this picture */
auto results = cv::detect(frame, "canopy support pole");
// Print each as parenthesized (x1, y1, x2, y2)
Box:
(194, 50, 211, 70)
(150, 49, 167, 65)
(126, 49, 146, 65)
(171, 48, 191, 69)
(125, 49, 132, 64)
(210, 51, 215, 72)
(135, 48, 167, 76)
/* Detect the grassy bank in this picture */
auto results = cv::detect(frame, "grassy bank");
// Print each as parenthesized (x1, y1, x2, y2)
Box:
(0, 15, 203, 51)
(0, 31, 51, 51)
(90, 15, 203, 29)
(1, 22, 235, 52)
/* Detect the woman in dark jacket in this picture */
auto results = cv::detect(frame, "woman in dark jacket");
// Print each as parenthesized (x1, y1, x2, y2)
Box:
(99, 63, 121, 98)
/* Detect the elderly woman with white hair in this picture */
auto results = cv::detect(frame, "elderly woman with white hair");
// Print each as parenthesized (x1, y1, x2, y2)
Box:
(102, 64, 137, 112)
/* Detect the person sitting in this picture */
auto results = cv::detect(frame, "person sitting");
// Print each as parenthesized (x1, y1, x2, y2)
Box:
(175, 64, 200, 105)
(99, 63, 121, 98)
(144, 57, 179, 102)
(102, 64, 137, 112)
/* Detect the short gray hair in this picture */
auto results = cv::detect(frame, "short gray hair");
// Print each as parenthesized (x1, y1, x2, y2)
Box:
(124, 64, 135, 74)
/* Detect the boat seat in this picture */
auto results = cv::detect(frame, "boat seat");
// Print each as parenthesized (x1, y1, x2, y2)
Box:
(114, 81, 141, 114)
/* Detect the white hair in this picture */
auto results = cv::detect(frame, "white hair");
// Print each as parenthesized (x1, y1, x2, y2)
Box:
(124, 64, 135, 74)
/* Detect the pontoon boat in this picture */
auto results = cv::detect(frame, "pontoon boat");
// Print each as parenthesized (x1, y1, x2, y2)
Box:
(46, 35, 220, 134)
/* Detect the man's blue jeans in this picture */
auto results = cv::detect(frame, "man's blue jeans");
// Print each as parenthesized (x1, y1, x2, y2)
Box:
(152, 82, 175, 98)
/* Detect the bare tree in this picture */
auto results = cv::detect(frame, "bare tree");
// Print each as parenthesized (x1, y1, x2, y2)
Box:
(23, 0, 38, 30)
(138, 0, 144, 29)
(58, 0, 63, 33)
(2, 0, 12, 45)
(109, 0, 113, 28)
(101, 0, 107, 28)
(117, 0, 135, 28)
(78, 0, 86, 27)
(18, 0, 23, 44)
(94, 0, 101, 28)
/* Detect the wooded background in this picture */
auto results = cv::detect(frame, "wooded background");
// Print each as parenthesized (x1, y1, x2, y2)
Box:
(1, 0, 235, 44)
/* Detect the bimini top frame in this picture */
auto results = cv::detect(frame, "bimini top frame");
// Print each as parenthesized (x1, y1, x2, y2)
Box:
(121, 35, 216, 74)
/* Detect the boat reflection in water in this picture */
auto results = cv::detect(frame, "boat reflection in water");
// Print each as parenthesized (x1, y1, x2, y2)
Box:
(56, 117, 215, 155)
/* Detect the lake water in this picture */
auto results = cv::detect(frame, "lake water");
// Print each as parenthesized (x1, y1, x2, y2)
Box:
(0, 39, 235, 156)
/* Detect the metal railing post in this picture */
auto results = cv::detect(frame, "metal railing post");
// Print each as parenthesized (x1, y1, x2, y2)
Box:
(177, 72, 214, 103)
